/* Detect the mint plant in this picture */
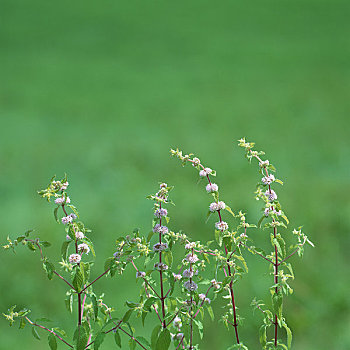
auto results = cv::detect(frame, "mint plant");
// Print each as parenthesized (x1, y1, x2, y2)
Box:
(124, 183, 217, 350)
(3, 139, 313, 350)
(170, 149, 253, 350)
(238, 138, 314, 349)
(3, 176, 149, 350)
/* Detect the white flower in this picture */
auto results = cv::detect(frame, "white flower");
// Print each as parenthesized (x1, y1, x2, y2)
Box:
(176, 333, 184, 340)
(61, 181, 69, 190)
(206, 183, 218, 193)
(154, 262, 168, 271)
(262, 174, 275, 185)
(69, 213, 77, 220)
(199, 293, 206, 300)
(192, 157, 201, 166)
(153, 242, 168, 252)
(55, 196, 70, 205)
(78, 243, 90, 254)
(173, 273, 182, 281)
(215, 221, 229, 231)
(160, 183, 167, 189)
(66, 235, 71, 240)
(209, 202, 218, 212)
(264, 208, 270, 217)
(61, 216, 73, 225)
(182, 269, 194, 278)
(75, 231, 85, 240)
(153, 224, 169, 234)
(154, 208, 168, 218)
(205, 298, 211, 304)
(173, 316, 182, 328)
(217, 201, 226, 210)
(265, 190, 277, 201)
(211, 279, 221, 290)
(184, 280, 198, 292)
(199, 167, 212, 177)
(186, 253, 199, 264)
(259, 160, 270, 167)
(69, 253, 81, 264)
(185, 242, 196, 250)
(136, 271, 146, 278)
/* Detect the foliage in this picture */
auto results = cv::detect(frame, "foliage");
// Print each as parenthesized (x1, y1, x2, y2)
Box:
(3, 140, 313, 349)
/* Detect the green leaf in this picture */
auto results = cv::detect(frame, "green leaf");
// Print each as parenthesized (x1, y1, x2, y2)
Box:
(61, 241, 70, 260)
(94, 332, 106, 350)
(122, 309, 133, 323)
(136, 336, 151, 349)
(80, 262, 90, 282)
(73, 325, 87, 350)
(32, 327, 41, 340)
(72, 269, 84, 292)
(65, 294, 73, 313)
(104, 257, 115, 271)
(258, 215, 266, 228)
(19, 317, 26, 329)
(282, 322, 292, 349)
(163, 251, 173, 268)
(41, 241, 51, 247)
(155, 329, 171, 350)
(214, 230, 222, 246)
(144, 297, 157, 312)
(114, 331, 122, 348)
(272, 292, 283, 320)
(129, 338, 136, 350)
(91, 294, 98, 320)
(206, 305, 214, 321)
(48, 333, 57, 350)
(43, 261, 55, 280)
(259, 325, 267, 347)
(225, 205, 235, 218)
(54, 207, 59, 223)
(151, 325, 161, 349)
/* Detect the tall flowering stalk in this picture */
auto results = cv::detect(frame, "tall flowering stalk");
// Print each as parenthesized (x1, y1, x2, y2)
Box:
(3, 175, 147, 350)
(123, 182, 216, 350)
(171, 150, 251, 350)
(238, 138, 314, 349)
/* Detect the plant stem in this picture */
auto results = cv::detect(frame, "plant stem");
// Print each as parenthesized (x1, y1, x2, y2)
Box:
(53, 271, 75, 290)
(25, 317, 73, 348)
(158, 202, 166, 328)
(249, 151, 280, 346)
(189, 159, 241, 344)
(80, 268, 111, 293)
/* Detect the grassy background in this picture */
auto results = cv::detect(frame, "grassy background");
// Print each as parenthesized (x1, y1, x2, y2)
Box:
(1, 0, 350, 349)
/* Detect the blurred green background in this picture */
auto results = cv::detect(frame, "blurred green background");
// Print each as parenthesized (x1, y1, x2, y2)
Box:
(1, 0, 349, 349)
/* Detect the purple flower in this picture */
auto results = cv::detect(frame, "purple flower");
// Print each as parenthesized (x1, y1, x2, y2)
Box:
(184, 280, 198, 292)
(265, 190, 277, 201)
(154, 208, 168, 218)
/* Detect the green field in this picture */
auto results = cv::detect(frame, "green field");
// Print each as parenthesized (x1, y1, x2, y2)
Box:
(1, 0, 350, 349)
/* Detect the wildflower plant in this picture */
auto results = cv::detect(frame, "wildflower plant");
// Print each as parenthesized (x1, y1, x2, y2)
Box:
(124, 183, 217, 350)
(3, 139, 313, 350)
(238, 138, 314, 349)
(3, 175, 149, 350)
(171, 149, 252, 350)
